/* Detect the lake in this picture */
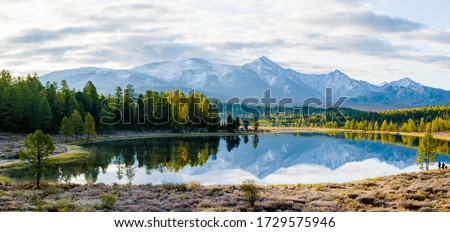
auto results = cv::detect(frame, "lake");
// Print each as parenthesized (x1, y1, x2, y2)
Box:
(3, 132, 450, 185)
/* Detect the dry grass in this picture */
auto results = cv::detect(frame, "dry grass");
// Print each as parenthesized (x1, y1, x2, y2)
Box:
(0, 170, 449, 212)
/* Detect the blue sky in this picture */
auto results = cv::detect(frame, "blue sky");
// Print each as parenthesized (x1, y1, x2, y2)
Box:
(1, 0, 449, 89)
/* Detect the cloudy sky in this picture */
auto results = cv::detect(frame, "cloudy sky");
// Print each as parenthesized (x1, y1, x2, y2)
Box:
(1, 0, 450, 89)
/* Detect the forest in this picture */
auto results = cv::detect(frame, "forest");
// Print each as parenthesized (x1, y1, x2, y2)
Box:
(238, 104, 450, 133)
(0, 71, 220, 136)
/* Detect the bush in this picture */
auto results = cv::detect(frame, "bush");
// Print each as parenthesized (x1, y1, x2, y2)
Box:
(186, 181, 201, 191)
(100, 193, 117, 210)
(240, 179, 260, 207)
(45, 198, 80, 212)
(162, 182, 187, 191)
(0, 175, 11, 185)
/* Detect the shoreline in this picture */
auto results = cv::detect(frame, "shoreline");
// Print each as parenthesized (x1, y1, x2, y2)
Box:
(258, 126, 450, 141)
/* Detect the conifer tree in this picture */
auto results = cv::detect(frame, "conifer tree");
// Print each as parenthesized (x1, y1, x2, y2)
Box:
(83, 113, 97, 139)
(71, 109, 83, 140)
(59, 116, 74, 142)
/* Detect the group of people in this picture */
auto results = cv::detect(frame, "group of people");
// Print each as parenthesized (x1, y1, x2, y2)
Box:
(438, 162, 448, 170)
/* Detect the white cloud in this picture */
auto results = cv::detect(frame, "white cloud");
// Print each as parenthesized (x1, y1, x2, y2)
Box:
(0, 0, 449, 89)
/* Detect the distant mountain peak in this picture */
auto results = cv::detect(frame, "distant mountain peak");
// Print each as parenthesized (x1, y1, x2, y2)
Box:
(185, 57, 209, 63)
(389, 77, 423, 88)
(246, 56, 284, 70)
(326, 69, 353, 81)
(377, 81, 388, 86)
(331, 69, 344, 74)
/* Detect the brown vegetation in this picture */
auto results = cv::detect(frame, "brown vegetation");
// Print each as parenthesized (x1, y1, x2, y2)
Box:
(0, 170, 449, 212)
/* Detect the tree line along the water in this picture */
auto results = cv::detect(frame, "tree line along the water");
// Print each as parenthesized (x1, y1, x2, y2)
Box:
(0, 71, 221, 137)
(248, 105, 450, 133)
(337, 106, 450, 133)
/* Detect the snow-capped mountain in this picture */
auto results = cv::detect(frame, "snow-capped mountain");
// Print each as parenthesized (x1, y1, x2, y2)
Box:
(345, 77, 450, 110)
(299, 70, 379, 100)
(40, 57, 450, 110)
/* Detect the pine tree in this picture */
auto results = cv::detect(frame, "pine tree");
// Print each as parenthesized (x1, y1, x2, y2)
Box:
(243, 119, 250, 131)
(59, 116, 74, 142)
(416, 131, 437, 171)
(252, 115, 259, 131)
(82, 81, 99, 121)
(380, 120, 388, 131)
(83, 113, 97, 139)
(234, 116, 240, 131)
(419, 118, 425, 132)
(71, 109, 83, 140)
(19, 130, 54, 188)
(27, 94, 40, 131)
(226, 115, 234, 132)
(344, 120, 350, 129)
(37, 97, 53, 132)
(425, 122, 432, 132)
(407, 118, 417, 132)
(180, 104, 189, 130)
(374, 121, 379, 131)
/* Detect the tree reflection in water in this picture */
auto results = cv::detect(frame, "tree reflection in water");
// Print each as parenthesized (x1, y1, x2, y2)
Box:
(3, 133, 449, 184)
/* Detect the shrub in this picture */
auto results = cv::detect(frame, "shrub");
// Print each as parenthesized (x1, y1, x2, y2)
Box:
(45, 198, 80, 212)
(100, 193, 117, 210)
(162, 182, 187, 191)
(186, 181, 201, 191)
(240, 179, 260, 207)
(0, 175, 11, 185)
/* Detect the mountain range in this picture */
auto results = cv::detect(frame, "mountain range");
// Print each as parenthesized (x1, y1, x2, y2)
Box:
(40, 56, 450, 111)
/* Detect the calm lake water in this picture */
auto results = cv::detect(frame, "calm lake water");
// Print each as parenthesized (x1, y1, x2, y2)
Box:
(3, 132, 450, 185)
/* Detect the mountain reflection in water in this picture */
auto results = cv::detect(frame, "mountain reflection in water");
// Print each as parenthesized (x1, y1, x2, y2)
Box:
(3, 133, 450, 184)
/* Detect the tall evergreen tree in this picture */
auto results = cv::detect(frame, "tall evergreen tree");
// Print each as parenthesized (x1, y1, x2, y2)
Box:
(37, 97, 53, 132)
(27, 94, 40, 131)
(234, 116, 240, 131)
(252, 115, 259, 131)
(226, 115, 234, 132)
(59, 116, 74, 142)
(82, 81, 99, 121)
(84, 113, 97, 139)
(71, 109, 83, 140)
(416, 131, 437, 171)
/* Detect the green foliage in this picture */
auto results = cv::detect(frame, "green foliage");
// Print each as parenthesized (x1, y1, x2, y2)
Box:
(70, 109, 83, 140)
(416, 132, 437, 171)
(226, 115, 234, 132)
(0, 175, 11, 185)
(59, 116, 74, 142)
(83, 113, 97, 139)
(252, 116, 259, 131)
(19, 130, 55, 188)
(44, 197, 81, 212)
(240, 179, 260, 207)
(0, 71, 221, 134)
(161, 182, 187, 191)
(242, 119, 250, 130)
(37, 97, 53, 132)
(100, 193, 117, 210)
